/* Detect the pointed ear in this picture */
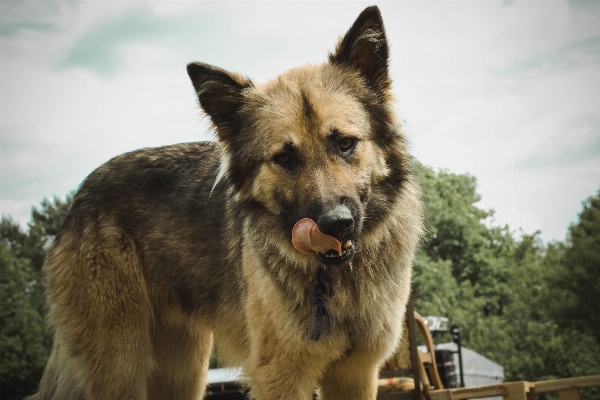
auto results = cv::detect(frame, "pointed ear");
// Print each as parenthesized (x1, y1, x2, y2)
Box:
(187, 62, 252, 143)
(329, 6, 390, 92)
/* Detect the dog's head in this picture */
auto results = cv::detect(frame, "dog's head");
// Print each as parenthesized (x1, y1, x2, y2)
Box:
(188, 6, 410, 266)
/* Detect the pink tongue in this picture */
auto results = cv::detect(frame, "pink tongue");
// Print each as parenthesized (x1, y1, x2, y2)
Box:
(292, 218, 343, 256)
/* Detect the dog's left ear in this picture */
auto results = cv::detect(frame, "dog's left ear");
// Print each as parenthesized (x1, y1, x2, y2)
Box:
(329, 6, 390, 93)
(187, 62, 252, 144)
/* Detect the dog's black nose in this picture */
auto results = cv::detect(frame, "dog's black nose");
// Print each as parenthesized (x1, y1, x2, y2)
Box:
(316, 205, 354, 241)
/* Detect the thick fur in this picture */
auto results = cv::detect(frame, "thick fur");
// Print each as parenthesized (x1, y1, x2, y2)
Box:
(29, 6, 423, 400)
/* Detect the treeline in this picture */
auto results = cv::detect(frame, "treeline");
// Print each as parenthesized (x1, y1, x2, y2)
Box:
(1, 165, 599, 399)
(1, 196, 73, 399)
(413, 163, 600, 397)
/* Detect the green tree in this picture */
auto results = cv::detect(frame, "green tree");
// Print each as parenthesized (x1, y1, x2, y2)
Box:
(549, 191, 600, 342)
(413, 164, 599, 398)
(415, 164, 517, 318)
(25, 195, 74, 271)
(0, 245, 50, 399)
(1, 195, 73, 272)
(0, 195, 72, 399)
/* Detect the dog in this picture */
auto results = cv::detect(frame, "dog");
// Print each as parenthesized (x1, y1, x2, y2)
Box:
(29, 6, 423, 400)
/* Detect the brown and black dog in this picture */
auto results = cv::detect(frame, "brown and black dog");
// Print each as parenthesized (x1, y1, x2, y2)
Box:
(30, 6, 423, 400)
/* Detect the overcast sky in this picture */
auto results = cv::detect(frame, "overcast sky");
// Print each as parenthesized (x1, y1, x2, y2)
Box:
(1, 0, 599, 243)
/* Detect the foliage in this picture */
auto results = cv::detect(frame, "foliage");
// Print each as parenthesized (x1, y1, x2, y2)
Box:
(416, 165, 517, 317)
(546, 192, 600, 343)
(0, 245, 50, 399)
(0, 195, 72, 399)
(413, 164, 600, 398)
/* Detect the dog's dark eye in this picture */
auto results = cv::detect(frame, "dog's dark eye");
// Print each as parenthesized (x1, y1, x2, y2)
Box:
(274, 152, 297, 170)
(277, 153, 291, 163)
(339, 137, 356, 153)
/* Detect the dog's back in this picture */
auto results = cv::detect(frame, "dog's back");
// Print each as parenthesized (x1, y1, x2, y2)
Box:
(33, 142, 250, 399)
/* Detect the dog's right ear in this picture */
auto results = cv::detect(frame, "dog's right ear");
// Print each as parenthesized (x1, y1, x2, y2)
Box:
(187, 62, 252, 143)
(329, 6, 390, 94)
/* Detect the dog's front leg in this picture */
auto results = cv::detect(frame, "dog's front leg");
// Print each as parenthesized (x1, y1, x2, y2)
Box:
(243, 264, 322, 398)
(247, 343, 317, 400)
(318, 347, 386, 400)
(245, 304, 322, 400)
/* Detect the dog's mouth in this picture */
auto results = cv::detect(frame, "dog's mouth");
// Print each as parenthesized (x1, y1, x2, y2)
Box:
(292, 218, 358, 265)
(316, 240, 356, 265)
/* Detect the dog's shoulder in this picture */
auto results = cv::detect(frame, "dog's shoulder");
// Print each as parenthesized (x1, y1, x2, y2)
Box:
(78, 141, 219, 194)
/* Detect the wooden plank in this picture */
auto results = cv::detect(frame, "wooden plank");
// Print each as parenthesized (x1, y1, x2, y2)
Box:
(430, 390, 454, 400)
(443, 384, 505, 399)
(414, 312, 444, 390)
(406, 298, 422, 400)
(535, 375, 600, 393)
(426, 375, 599, 400)
(504, 381, 529, 400)
(557, 388, 580, 400)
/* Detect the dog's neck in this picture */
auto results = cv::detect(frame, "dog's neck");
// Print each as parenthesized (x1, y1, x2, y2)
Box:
(305, 268, 335, 341)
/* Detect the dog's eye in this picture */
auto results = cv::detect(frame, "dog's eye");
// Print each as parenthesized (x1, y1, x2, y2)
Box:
(274, 152, 297, 170)
(277, 153, 291, 163)
(339, 138, 356, 153)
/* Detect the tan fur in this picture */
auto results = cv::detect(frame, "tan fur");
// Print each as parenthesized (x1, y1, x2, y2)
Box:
(30, 6, 422, 400)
